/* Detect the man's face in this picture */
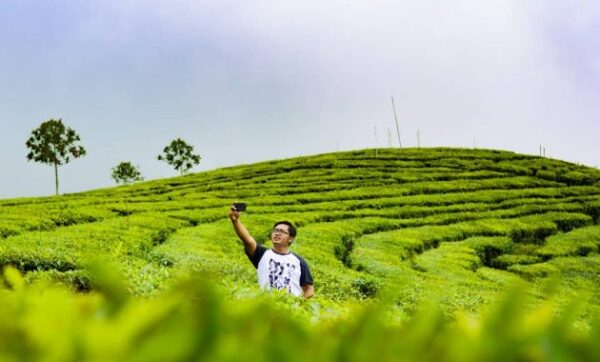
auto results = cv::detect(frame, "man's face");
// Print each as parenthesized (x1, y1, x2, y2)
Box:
(271, 224, 292, 247)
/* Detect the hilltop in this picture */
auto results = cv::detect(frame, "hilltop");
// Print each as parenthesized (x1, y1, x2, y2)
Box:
(1, 147, 600, 317)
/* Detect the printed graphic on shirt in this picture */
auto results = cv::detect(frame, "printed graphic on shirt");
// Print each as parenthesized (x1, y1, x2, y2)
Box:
(246, 245, 312, 297)
(268, 259, 297, 293)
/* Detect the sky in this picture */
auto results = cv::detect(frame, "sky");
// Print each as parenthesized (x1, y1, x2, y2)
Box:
(1, 0, 599, 198)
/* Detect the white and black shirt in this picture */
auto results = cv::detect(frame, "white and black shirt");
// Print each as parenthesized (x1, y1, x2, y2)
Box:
(246, 244, 313, 297)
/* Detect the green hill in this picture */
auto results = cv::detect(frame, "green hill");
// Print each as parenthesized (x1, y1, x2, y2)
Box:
(2, 147, 599, 311)
(2, 147, 600, 360)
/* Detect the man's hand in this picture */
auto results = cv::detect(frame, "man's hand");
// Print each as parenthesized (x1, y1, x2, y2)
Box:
(229, 207, 240, 222)
(302, 284, 315, 299)
(229, 204, 257, 256)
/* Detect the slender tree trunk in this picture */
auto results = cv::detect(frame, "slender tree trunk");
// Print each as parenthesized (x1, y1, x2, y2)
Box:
(54, 162, 59, 195)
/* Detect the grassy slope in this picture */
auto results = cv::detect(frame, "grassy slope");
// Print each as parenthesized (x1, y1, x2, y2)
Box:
(1, 147, 600, 317)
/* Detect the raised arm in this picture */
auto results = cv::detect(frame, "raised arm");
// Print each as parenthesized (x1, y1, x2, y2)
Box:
(229, 206, 257, 256)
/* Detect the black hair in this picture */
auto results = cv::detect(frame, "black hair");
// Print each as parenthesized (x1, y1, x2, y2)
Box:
(273, 220, 297, 238)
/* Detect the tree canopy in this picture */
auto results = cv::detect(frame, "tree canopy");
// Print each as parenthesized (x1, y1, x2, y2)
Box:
(157, 138, 201, 175)
(25, 119, 86, 195)
(111, 162, 143, 185)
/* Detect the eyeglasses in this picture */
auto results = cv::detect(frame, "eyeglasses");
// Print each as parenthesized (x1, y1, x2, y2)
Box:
(272, 228, 290, 235)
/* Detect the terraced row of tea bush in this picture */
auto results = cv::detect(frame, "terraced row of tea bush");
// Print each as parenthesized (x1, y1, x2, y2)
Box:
(1, 148, 599, 319)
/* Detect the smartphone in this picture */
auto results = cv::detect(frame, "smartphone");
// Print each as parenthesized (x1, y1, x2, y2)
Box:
(233, 202, 247, 212)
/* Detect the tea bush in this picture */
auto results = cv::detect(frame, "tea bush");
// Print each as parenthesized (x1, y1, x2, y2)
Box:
(1, 148, 600, 360)
(1, 266, 599, 362)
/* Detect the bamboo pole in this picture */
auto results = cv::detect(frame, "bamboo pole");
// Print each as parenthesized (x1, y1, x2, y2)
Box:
(391, 97, 402, 148)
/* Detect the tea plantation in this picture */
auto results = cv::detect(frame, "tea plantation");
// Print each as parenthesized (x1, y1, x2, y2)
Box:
(1, 147, 600, 361)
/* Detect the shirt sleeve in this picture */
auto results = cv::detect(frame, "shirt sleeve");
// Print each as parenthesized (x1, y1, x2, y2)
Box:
(298, 256, 314, 286)
(245, 244, 267, 268)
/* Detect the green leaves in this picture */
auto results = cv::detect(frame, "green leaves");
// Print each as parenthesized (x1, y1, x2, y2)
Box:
(2, 147, 600, 360)
(111, 162, 144, 185)
(25, 119, 86, 195)
(157, 138, 201, 175)
(25, 119, 86, 166)
(0, 268, 598, 361)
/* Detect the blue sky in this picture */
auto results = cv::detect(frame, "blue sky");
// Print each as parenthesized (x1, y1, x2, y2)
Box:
(1, 0, 599, 198)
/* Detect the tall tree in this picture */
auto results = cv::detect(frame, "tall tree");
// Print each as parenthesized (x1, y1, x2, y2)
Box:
(25, 119, 87, 195)
(111, 162, 143, 185)
(157, 138, 201, 175)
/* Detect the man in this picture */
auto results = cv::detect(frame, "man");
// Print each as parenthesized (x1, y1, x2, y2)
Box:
(229, 206, 314, 298)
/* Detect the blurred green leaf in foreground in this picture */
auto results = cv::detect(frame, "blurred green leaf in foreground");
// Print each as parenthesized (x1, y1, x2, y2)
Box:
(0, 264, 598, 362)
